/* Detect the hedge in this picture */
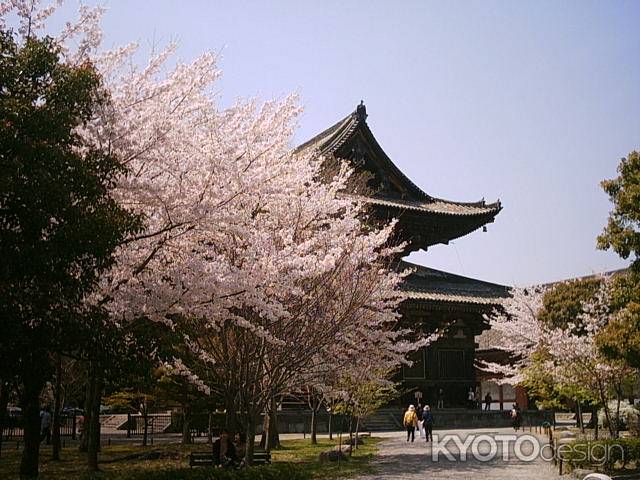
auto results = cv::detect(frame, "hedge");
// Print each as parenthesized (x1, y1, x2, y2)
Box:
(561, 438, 640, 472)
(100, 464, 311, 480)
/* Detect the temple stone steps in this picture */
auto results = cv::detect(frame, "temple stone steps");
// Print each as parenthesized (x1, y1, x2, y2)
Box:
(99, 414, 129, 430)
(362, 411, 402, 431)
(361, 408, 555, 430)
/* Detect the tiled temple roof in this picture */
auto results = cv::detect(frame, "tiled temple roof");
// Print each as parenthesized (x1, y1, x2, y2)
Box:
(476, 328, 508, 351)
(297, 106, 501, 219)
(400, 261, 509, 307)
(358, 195, 501, 217)
(298, 103, 507, 312)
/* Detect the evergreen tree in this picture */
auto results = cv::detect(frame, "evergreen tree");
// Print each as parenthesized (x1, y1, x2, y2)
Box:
(0, 31, 139, 478)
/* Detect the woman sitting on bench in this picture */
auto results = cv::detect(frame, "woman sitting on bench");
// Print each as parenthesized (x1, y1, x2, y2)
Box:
(212, 429, 238, 468)
(234, 431, 247, 467)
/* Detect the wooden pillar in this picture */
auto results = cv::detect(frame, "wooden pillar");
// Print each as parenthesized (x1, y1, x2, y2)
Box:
(515, 386, 528, 410)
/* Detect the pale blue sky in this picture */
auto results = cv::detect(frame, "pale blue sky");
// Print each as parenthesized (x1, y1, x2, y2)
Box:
(50, 1, 639, 286)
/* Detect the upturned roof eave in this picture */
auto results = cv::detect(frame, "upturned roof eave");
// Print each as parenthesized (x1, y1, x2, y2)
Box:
(295, 106, 502, 220)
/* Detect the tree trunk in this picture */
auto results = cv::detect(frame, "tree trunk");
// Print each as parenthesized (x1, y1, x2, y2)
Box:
(310, 407, 318, 445)
(337, 416, 344, 466)
(142, 408, 148, 447)
(51, 355, 63, 460)
(86, 367, 103, 472)
(0, 379, 10, 458)
(576, 401, 584, 433)
(348, 415, 354, 457)
(597, 380, 615, 438)
(79, 378, 92, 453)
(614, 394, 622, 439)
(261, 412, 271, 450)
(19, 374, 45, 479)
(260, 398, 280, 451)
(181, 411, 192, 445)
(265, 408, 279, 451)
(307, 391, 320, 445)
(259, 412, 268, 448)
(224, 392, 238, 433)
(586, 404, 597, 429)
(354, 416, 361, 451)
(244, 412, 257, 466)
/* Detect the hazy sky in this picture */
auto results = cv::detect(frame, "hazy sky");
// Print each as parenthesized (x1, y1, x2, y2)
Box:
(50, 1, 639, 286)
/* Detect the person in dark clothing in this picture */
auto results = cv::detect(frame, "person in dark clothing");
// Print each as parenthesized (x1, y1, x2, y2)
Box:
(467, 388, 475, 409)
(422, 405, 434, 442)
(212, 429, 237, 467)
(40, 407, 51, 444)
(484, 393, 493, 411)
(511, 403, 522, 431)
(233, 431, 247, 467)
(437, 388, 444, 409)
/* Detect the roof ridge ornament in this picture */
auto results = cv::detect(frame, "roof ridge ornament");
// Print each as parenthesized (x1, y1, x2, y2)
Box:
(356, 100, 368, 121)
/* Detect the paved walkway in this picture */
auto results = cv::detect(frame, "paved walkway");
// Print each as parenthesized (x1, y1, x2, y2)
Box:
(352, 428, 561, 480)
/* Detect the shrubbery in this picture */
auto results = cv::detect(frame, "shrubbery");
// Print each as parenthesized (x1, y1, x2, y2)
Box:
(562, 438, 640, 472)
(597, 401, 640, 432)
(102, 464, 310, 480)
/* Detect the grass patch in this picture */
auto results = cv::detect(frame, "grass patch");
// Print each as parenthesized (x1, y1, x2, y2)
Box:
(271, 437, 381, 479)
(0, 436, 381, 479)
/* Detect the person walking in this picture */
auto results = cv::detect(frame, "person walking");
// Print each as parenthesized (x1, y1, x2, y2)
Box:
(511, 403, 522, 431)
(467, 388, 475, 409)
(484, 392, 493, 411)
(403, 405, 418, 442)
(437, 388, 444, 409)
(422, 405, 434, 442)
(40, 407, 51, 445)
(416, 402, 424, 438)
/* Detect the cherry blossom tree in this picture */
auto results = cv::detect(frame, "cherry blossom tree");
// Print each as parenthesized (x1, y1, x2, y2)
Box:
(2, 0, 430, 469)
(482, 277, 633, 437)
(480, 286, 546, 384)
(545, 283, 634, 438)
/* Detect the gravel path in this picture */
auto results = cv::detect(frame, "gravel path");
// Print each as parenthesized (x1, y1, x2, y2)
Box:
(352, 428, 561, 480)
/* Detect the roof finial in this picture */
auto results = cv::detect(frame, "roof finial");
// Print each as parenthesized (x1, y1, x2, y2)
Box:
(356, 100, 367, 121)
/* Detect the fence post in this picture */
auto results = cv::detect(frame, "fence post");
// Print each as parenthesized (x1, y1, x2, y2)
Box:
(558, 455, 563, 475)
(127, 413, 131, 438)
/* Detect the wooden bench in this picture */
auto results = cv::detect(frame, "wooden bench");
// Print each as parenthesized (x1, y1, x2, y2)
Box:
(189, 449, 271, 468)
(252, 449, 271, 465)
(189, 452, 215, 467)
